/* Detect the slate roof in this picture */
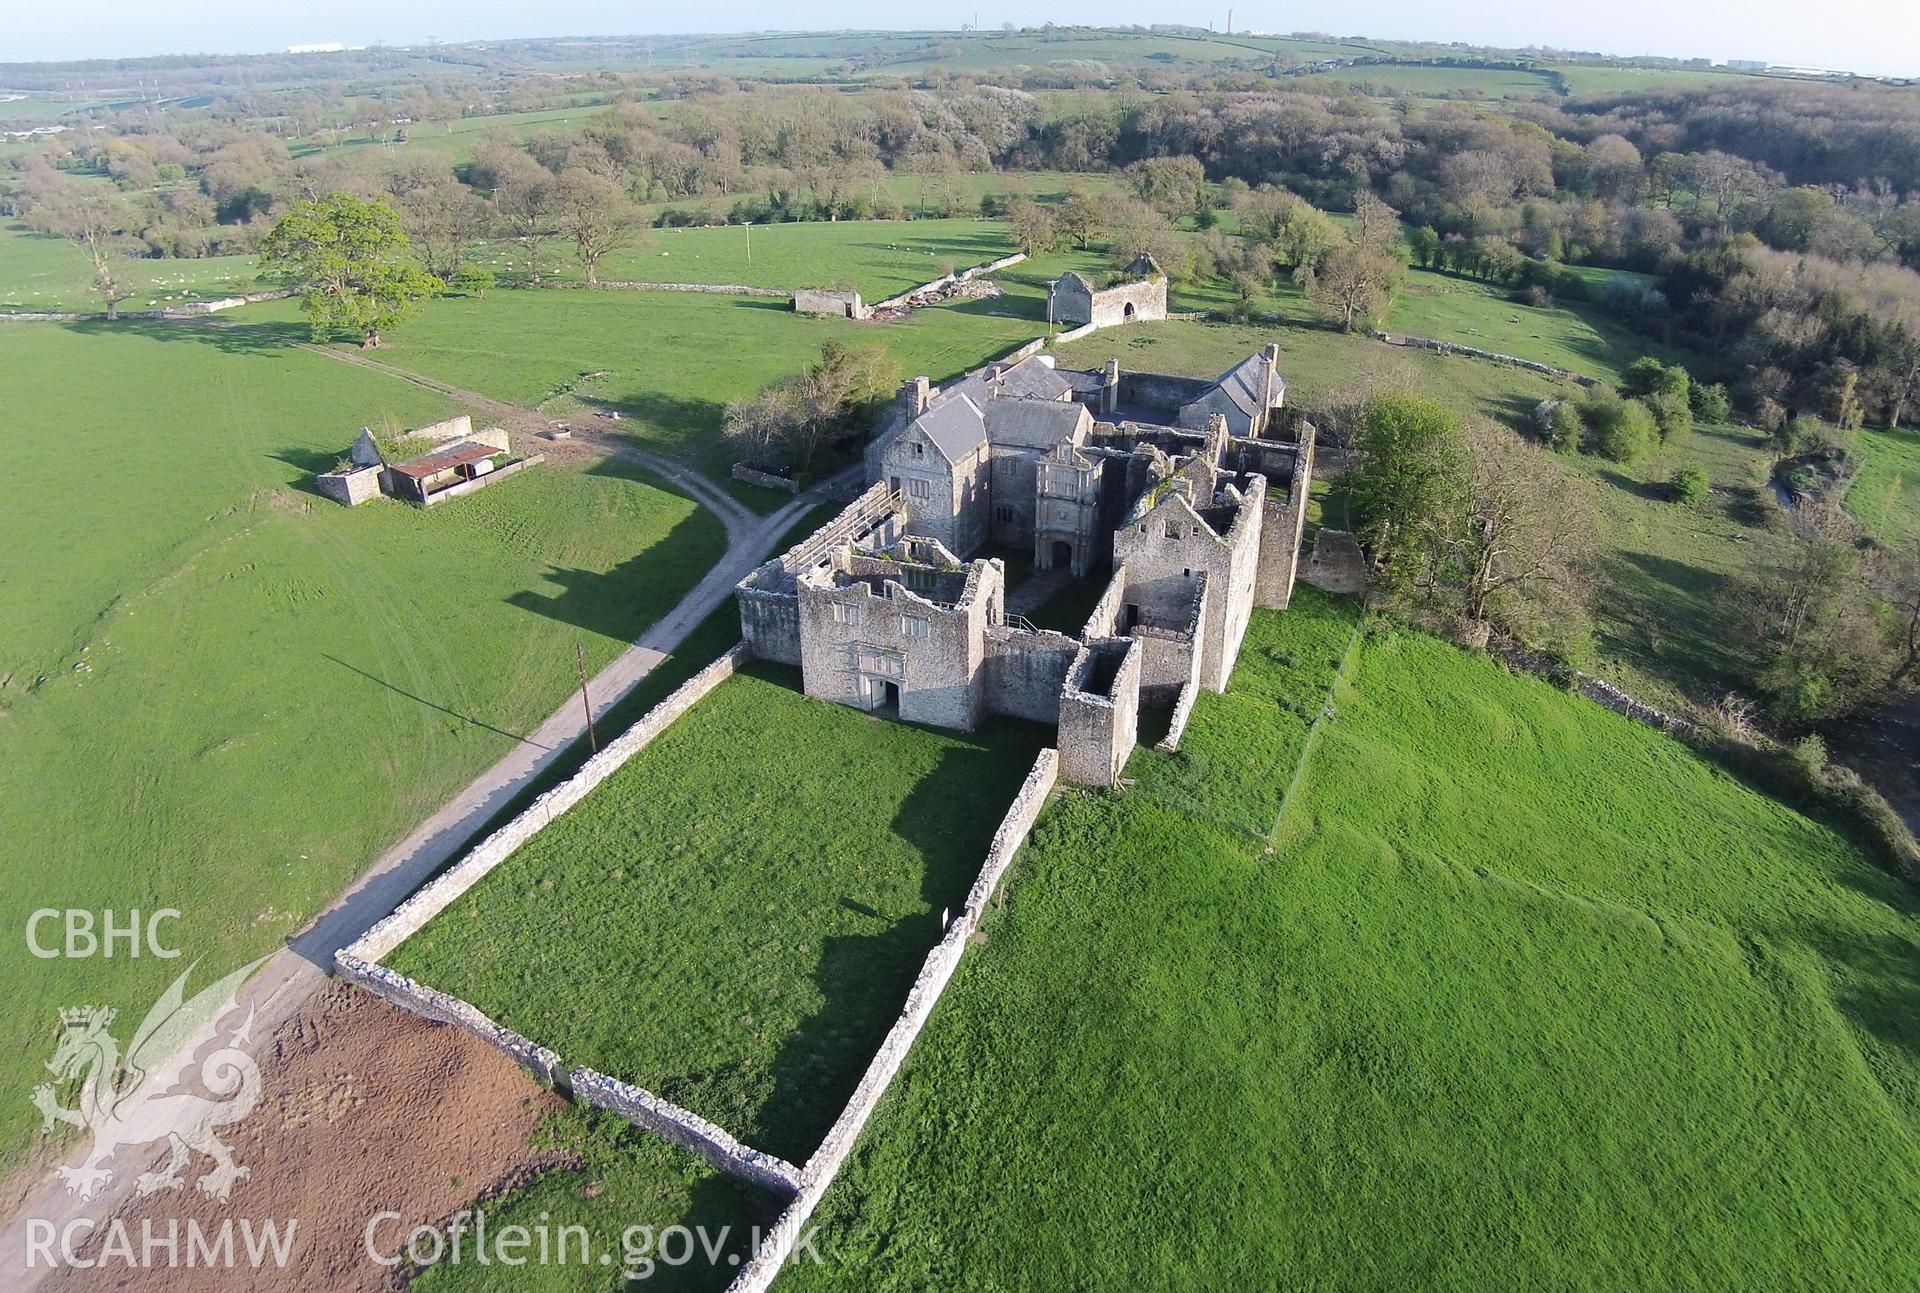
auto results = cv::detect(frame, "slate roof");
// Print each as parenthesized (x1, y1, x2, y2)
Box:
(1206, 352, 1284, 419)
(984, 399, 1090, 451)
(985, 357, 1073, 401)
(913, 393, 988, 461)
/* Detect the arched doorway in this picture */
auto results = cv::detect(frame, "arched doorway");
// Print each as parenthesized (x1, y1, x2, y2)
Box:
(1122, 301, 1137, 320)
(1052, 539, 1073, 569)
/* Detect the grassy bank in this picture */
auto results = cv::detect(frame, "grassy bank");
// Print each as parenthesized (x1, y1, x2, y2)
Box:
(784, 596, 1920, 1289)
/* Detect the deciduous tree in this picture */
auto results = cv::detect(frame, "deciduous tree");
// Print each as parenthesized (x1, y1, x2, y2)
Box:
(259, 192, 440, 346)
(26, 180, 132, 319)
(553, 169, 642, 287)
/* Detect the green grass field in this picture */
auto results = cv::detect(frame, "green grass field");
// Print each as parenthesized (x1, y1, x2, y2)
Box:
(1389, 268, 1662, 384)
(340, 284, 1043, 493)
(1846, 426, 1920, 547)
(1311, 63, 1556, 98)
(1551, 62, 1767, 96)
(529, 217, 1015, 300)
(0, 220, 264, 314)
(0, 319, 726, 1171)
(784, 596, 1920, 1290)
(389, 664, 1047, 1164)
(291, 104, 620, 168)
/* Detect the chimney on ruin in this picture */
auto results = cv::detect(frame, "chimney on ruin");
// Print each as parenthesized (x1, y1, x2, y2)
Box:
(899, 375, 931, 422)
(1102, 356, 1120, 416)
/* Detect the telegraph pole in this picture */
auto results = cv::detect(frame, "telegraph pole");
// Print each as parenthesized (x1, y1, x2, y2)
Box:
(576, 643, 598, 754)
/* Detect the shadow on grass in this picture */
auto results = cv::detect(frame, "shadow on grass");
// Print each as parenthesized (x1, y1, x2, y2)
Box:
(505, 504, 725, 640)
(271, 445, 344, 492)
(1598, 468, 1668, 503)
(320, 653, 538, 745)
(58, 314, 307, 355)
(750, 723, 1044, 1164)
(1592, 548, 1745, 696)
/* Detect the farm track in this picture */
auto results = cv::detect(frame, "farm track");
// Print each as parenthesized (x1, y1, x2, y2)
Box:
(1, 338, 855, 1288)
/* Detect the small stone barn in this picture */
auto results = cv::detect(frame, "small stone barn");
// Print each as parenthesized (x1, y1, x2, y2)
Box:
(793, 289, 869, 320)
(1054, 254, 1169, 330)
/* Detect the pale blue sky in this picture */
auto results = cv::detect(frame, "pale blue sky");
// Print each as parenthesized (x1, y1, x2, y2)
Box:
(6, 1, 1915, 77)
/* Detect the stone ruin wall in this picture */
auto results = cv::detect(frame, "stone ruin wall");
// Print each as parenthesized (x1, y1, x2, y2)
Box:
(1057, 639, 1143, 786)
(1256, 426, 1317, 610)
(983, 625, 1082, 724)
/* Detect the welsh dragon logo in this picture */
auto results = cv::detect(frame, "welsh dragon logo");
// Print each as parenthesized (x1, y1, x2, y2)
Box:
(31, 958, 267, 1203)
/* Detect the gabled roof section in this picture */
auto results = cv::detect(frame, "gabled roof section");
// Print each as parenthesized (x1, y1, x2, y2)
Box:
(988, 356, 1073, 402)
(348, 428, 383, 467)
(1208, 351, 1282, 420)
(984, 399, 1090, 451)
(1057, 270, 1095, 292)
(912, 393, 988, 462)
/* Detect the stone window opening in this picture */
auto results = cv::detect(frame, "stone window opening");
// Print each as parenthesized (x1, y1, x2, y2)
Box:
(832, 602, 862, 626)
(909, 478, 932, 500)
(902, 615, 929, 639)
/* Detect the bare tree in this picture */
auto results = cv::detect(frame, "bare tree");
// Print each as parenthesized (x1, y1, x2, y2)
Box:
(1435, 419, 1596, 625)
(1006, 195, 1059, 255)
(1301, 244, 1403, 332)
(553, 169, 642, 287)
(1349, 191, 1401, 252)
(488, 154, 559, 285)
(396, 175, 484, 281)
(26, 180, 131, 319)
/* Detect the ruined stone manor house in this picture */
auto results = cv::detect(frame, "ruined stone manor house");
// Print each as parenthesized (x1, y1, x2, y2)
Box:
(736, 345, 1314, 786)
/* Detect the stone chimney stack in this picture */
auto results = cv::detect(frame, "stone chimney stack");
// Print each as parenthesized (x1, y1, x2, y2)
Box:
(1102, 356, 1120, 416)
(899, 375, 931, 422)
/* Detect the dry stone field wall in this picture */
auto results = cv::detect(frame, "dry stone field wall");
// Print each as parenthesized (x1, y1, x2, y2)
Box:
(726, 747, 1060, 1293)
(338, 635, 1064, 1236)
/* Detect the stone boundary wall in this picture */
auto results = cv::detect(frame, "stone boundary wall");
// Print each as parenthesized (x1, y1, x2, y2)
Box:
(1579, 677, 1687, 731)
(566, 280, 790, 297)
(0, 287, 294, 322)
(343, 643, 749, 966)
(569, 1067, 804, 1197)
(1372, 331, 1600, 386)
(731, 462, 800, 493)
(336, 953, 563, 1085)
(1490, 636, 1690, 735)
(726, 748, 1060, 1293)
(1054, 320, 1100, 343)
(869, 251, 1029, 312)
(993, 336, 1048, 366)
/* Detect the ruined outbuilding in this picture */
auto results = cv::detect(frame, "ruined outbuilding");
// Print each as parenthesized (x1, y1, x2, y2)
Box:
(1053, 254, 1169, 331)
(316, 415, 537, 508)
(792, 289, 869, 320)
(739, 344, 1315, 788)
